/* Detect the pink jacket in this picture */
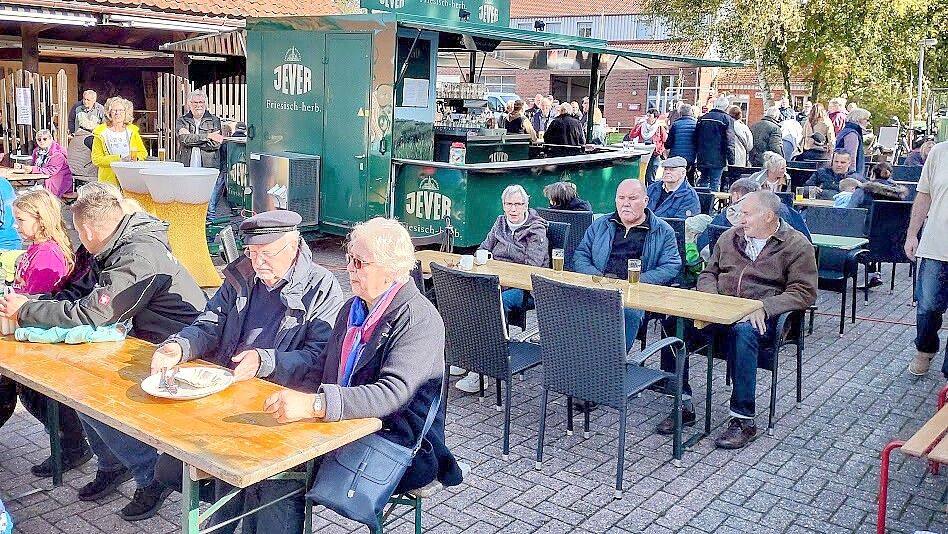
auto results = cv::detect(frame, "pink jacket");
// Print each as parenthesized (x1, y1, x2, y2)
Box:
(14, 240, 69, 295)
(31, 142, 73, 198)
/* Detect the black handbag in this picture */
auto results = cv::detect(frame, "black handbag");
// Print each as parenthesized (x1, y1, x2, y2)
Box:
(306, 381, 443, 530)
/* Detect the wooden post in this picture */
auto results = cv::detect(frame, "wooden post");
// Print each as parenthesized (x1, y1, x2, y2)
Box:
(173, 52, 191, 79)
(587, 53, 601, 142)
(20, 24, 40, 74)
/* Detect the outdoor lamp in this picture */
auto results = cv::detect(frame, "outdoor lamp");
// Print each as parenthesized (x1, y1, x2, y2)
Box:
(458, 8, 470, 21)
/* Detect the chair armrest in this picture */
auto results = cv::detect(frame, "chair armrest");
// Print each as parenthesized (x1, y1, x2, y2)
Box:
(629, 336, 684, 365)
(845, 248, 868, 275)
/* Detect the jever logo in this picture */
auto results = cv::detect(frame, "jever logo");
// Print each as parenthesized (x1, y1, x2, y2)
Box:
(273, 47, 312, 96)
(405, 176, 452, 221)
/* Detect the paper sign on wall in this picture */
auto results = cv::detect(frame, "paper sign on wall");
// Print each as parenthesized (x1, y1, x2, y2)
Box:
(402, 78, 429, 108)
(15, 88, 32, 126)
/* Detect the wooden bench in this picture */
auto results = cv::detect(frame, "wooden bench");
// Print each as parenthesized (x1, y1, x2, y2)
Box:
(877, 385, 948, 533)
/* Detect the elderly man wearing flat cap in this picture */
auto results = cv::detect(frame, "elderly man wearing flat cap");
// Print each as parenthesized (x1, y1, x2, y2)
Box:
(646, 156, 702, 219)
(151, 209, 344, 532)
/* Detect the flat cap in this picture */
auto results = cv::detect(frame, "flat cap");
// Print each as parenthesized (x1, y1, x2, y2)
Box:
(661, 156, 688, 168)
(239, 210, 302, 245)
(810, 132, 826, 146)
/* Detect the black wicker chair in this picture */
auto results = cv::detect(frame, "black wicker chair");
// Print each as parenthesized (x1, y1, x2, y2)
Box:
(787, 167, 816, 192)
(860, 200, 915, 304)
(891, 165, 922, 182)
(696, 192, 715, 215)
(531, 274, 686, 495)
(430, 263, 542, 459)
(535, 208, 592, 271)
(505, 221, 570, 332)
(803, 206, 868, 335)
(409, 216, 456, 294)
(661, 217, 689, 287)
(706, 224, 731, 254)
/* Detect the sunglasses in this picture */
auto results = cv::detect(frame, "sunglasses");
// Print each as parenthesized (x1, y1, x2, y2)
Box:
(36, 137, 51, 142)
(345, 253, 374, 270)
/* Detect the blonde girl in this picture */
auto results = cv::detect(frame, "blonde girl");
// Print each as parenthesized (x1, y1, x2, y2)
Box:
(12, 190, 74, 294)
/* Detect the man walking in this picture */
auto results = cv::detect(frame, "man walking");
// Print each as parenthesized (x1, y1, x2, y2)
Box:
(694, 96, 735, 191)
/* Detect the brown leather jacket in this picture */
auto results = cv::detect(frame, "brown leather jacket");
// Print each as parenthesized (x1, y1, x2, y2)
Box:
(698, 222, 817, 318)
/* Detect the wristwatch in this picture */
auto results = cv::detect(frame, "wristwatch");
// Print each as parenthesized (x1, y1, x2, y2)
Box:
(312, 394, 322, 417)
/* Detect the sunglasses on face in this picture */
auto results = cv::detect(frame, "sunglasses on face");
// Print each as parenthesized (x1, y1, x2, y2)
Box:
(345, 253, 374, 270)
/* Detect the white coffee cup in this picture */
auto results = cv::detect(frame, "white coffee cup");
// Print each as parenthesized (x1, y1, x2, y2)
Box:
(458, 255, 475, 271)
(475, 250, 492, 265)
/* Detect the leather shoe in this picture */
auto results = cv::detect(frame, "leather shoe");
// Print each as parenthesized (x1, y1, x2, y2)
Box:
(121, 480, 172, 521)
(78, 468, 134, 501)
(714, 418, 757, 449)
(909, 351, 936, 376)
(655, 408, 696, 435)
(31, 447, 93, 478)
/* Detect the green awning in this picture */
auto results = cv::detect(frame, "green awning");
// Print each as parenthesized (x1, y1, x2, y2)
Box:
(397, 13, 745, 70)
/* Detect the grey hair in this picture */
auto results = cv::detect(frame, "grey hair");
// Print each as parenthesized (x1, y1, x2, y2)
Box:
(713, 95, 730, 110)
(188, 89, 208, 102)
(82, 89, 97, 99)
(348, 217, 416, 282)
(76, 181, 142, 214)
(678, 104, 693, 117)
(34, 128, 52, 140)
(750, 190, 783, 218)
(543, 181, 578, 206)
(762, 151, 787, 171)
(501, 184, 529, 205)
(848, 107, 871, 123)
(557, 103, 572, 116)
(729, 178, 760, 197)
(764, 106, 782, 119)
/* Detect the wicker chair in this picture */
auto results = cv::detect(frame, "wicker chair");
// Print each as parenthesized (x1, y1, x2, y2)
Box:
(409, 216, 456, 295)
(706, 224, 731, 254)
(506, 221, 570, 332)
(535, 208, 591, 271)
(430, 263, 542, 459)
(531, 274, 685, 496)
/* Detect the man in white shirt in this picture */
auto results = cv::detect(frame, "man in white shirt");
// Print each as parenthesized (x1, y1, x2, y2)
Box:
(905, 141, 948, 378)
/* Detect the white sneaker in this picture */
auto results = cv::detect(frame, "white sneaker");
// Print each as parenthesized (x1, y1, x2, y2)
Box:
(455, 372, 482, 393)
(449, 366, 467, 376)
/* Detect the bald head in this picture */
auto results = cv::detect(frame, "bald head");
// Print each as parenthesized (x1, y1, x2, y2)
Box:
(615, 179, 648, 227)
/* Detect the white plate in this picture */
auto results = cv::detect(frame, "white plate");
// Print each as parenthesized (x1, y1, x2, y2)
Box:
(141, 366, 234, 400)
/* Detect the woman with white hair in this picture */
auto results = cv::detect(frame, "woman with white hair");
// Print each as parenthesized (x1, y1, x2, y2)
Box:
(23, 128, 73, 197)
(263, 217, 462, 526)
(456, 185, 548, 392)
(835, 107, 871, 179)
(748, 151, 790, 192)
(91, 96, 147, 187)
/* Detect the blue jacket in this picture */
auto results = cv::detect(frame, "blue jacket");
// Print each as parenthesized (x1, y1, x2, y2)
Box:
(665, 116, 697, 163)
(698, 204, 812, 251)
(835, 121, 866, 179)
(646, 180, 701, 219)
(0, 178, 21, 250)
(574, 209, 681, 285)
(164, 240, 345, 392)
(694, 108, 735, 169)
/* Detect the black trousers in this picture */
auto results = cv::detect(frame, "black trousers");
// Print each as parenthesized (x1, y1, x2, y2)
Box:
(18, 385, 89, 455)
(0, 376, 16, 428)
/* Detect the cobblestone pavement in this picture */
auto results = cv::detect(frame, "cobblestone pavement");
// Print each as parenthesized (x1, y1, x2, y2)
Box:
(2, 237, 947, 533)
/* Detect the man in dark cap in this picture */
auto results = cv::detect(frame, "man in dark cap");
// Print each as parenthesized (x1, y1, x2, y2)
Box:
(646, 156, 702, 219)
(151, 209, 345, 533)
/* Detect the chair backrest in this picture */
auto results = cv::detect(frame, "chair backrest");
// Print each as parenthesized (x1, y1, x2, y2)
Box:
(697, 192, 715, 214)
(803, 206, 868, 238)
(891, 165, 922, 182)
(532, 274, 628, 408)
(903, 182, 918, 201)
(535, 208, 592, 271)
(545, 220, 571, 268)
(787, 167, 815, 191)
(787, 160, 819, 170)
(707, 224, 730, 254)
(661, 217, 687, 282)
(409, 215, 456, 253)
(430, 263, 511, 379)
(865, 200, 913, 264)
(218, 225, 240, 264)
(775, 191, 794, 210)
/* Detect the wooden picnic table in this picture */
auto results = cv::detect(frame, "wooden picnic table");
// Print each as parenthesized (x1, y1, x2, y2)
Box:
(0, 336, 381, 533)
(793, 198, 835, 208)
(417, 250, 763, 459)
(0, 166, 48, 187)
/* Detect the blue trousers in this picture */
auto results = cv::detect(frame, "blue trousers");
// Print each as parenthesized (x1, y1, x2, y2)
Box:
(916, 258, 948, 378)
(697, 166, 725, 192)
(209, 479, 305, 534)
(208, 170, 227, 219)
(624, 308, 644, 353)
(79, 414, 157, 487)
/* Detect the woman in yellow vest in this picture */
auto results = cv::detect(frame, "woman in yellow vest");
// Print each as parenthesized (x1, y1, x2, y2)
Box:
(91, 96, 146, 186)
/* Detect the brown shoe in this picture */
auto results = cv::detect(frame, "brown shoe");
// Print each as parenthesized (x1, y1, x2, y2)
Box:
(655, 408, 696, 435)
(714, 418, 757, 449)
(909, 352, 936, 376)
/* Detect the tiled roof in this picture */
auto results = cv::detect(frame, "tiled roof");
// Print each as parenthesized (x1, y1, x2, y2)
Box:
(611, 40, 709, 58)
(17, 0, 351, 19)
(510, 0, 644, 18)
(715, 67, 809, 88)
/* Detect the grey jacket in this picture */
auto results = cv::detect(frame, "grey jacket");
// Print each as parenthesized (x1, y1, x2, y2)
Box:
(21, 213, 206, 344)
(479, 209, 550, 267)
(162, 240, 344, 392)
(176, 111, 222, 169)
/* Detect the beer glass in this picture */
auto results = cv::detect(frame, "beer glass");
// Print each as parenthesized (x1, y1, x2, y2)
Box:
(627, 259, 641, 284)
(795, 187, 804, 202)
(157, 148, 167, 161)
(552, 249, 565, 272)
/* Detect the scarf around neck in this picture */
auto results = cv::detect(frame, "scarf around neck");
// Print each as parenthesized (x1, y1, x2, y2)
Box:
(639, 121, 659, 142)
(338, 281, 405, 386)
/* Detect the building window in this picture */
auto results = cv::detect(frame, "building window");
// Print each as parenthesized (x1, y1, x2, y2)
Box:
(647, 75, 681, 113)
(577, 22, 593, 38)
(634, 17, 653, 39)
(544, 22, 562, 34)
(483, 75, 518, 94)
(517, 22, 532, 30)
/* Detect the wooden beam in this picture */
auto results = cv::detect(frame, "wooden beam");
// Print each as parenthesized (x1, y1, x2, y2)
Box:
(20, 24, 40, 73)
(173, 51, 190, 78)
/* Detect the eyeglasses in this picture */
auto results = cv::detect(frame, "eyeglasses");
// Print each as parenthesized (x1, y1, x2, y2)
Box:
(244, 240, 290, 260)
(345, 253, 374, 270)
(503, 202, 526, 208)
(36, 137, 51, 142)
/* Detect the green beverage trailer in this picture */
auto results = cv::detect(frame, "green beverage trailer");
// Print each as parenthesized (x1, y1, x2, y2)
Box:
(243, 6, 739, 246)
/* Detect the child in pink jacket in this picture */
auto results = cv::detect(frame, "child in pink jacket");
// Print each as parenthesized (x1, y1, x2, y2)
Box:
(11, 190, 73, 294)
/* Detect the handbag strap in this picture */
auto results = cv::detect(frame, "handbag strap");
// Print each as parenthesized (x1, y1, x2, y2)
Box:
(411, 375, 445, 457)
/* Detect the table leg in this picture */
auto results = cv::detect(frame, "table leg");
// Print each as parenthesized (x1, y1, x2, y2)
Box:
(303, 460, 315, 534)
(704, 341, 714, 435)
(182, 463, 201, 534)
(46, 398, 62, 486)
(672, 318, 684, 465)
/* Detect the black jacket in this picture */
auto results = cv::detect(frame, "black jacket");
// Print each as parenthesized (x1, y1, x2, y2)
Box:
(176, 110, 223, 169)
(549, 197, 593, 211)
(544, 114, 586, 147)
(694, 108, 735, 168)
(21, 213, 207, 344)
(749, 117, 783, 166)
(794, 148, 830, 162)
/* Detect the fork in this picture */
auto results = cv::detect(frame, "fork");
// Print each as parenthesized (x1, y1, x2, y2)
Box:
(160, 367, 178, 395)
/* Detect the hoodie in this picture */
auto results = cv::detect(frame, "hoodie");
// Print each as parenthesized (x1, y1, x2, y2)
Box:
(19, 213, 207, 343)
